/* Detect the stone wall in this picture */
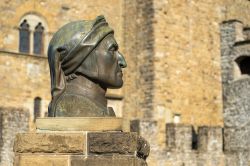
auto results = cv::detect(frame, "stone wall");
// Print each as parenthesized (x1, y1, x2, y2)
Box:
(220, 20, 250, 166)
(123, 0, 250, 149)
(0, 51, 50, 129)
(131, 120, 225, 166)
(0, 107, 29, 166)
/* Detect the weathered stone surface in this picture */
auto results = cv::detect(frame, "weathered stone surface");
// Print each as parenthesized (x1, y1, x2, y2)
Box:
(224, 127, 250, 152)
(14, 133, 85, 153)
(14, 154, 68, 166)
(137, 136, 150, 160)
(223, 78, 250, 128)
(36, 117, 123, 131)
(197, 153, 225, 166)
(88, 132, 137, 154)
(166, 123, 192, 152)
(224, 152, 250, 166)
(220, 20, 250, 166)
(130, 120, 158, 164)
(70, 156, 147, 166)
(0, 107, 29, 166)
(198, 126, 222, 152)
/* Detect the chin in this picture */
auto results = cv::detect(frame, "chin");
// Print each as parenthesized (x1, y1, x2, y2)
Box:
(108, 80, 123, 89)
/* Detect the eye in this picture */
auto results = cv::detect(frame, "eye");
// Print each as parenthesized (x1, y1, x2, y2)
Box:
(109, 47, 115, 52)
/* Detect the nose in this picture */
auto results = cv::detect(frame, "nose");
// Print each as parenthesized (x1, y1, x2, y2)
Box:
(117, 51, 127, 68)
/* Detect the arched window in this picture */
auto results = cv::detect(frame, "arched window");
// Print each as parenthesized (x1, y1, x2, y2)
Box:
(19, 19, 30, 53)
(34, 97, 41, 121)
(33, 22, 44, 55)
(18, 14, 48, 55)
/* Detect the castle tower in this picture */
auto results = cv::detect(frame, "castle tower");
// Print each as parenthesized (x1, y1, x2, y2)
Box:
(220, 20, 250, 166)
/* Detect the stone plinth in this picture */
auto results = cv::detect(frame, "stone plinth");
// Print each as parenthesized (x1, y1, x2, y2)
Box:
(14, 118, 148, 166)
(36, 117, 123, 131)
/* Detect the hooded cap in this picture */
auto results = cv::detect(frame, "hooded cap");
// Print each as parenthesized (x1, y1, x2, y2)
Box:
(48, 15, 114, 116)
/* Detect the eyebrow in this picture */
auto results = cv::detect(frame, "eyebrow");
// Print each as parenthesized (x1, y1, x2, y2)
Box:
(108, 42, 118, 50)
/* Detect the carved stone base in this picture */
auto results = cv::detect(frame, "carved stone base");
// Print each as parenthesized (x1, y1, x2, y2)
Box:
(14, 118, 149, 166)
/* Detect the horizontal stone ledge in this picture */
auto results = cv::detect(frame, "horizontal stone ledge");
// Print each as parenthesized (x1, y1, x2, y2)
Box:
(36, 117, 123, 131)
(14, 133, 85, 153)
(14, 154, 146, 166)
(71, 155, 146, 166)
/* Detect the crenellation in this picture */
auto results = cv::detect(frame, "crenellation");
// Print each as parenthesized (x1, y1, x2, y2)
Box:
(165, 123, 192, 152)
(197, 126, 223, 153)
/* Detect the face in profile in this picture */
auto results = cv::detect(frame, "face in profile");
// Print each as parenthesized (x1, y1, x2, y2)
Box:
(93, 34, 127, 88)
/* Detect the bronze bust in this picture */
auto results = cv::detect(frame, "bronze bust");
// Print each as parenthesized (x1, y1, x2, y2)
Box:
(47, 16, 127, 117)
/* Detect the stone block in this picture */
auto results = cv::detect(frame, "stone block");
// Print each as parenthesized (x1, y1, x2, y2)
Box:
(224, 127, 250, 152)
(166, 123, 192, 152)
(14, 154, 68, 166)
(14, 133, 85, 153)
(220, 20, 244, 49)
(88, 132, 137, 155)
(70, 156, 147, 166)
(36, 117, 123, 131)
(224, 152, 250, 166)
(197, 126, 223, 153)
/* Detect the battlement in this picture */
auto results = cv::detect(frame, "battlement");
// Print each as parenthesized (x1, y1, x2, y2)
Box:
(166, 124, 223, 153)
(130, 120, 223, 153)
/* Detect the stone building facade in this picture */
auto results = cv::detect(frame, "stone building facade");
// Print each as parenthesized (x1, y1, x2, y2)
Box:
(220, 20, 250, 166)
(0, 0, 250, 166)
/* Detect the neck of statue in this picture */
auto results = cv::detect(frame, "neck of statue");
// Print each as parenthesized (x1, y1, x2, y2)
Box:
(66, 75, 107, 107)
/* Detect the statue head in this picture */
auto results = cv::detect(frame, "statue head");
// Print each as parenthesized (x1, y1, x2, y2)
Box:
(48, 16, 127, 117)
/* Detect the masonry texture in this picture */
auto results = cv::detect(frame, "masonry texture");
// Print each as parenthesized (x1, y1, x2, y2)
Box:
(0, 0, 250, 166)
(220, 20, 250, 166)
(14, 132, 146, 166)
(0, 107, 29, 166)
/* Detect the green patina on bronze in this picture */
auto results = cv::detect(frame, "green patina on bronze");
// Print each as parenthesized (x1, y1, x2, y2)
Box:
(48, 15, 127, 117)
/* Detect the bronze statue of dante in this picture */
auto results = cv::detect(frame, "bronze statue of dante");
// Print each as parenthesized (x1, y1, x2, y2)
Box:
(47, 16, 127, 117)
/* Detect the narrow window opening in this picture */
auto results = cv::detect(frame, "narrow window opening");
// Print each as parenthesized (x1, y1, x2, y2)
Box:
(19, 19, 30, 53)
(33, 22, 44, 55)
(235, 56, 250, 76)
(34, 97, 41, 121)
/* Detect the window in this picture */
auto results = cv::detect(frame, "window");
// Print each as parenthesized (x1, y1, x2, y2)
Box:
(18, 14, 48, 55)
(33, 22, 44, 54)
(34, 97, 41, 121)
(235, 56, 250, 76)
(19, 19, 30, 53)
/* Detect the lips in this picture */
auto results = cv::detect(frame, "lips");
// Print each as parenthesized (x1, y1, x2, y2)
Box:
(117, 71, 123, 77)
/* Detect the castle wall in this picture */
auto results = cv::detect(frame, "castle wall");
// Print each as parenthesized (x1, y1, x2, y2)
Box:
(0, 107, 29, 166)
(123, 0, 250, 147)
(0, 51, 50, 128)
(220, 20, 250, 166)
(131, 120, 225, 166)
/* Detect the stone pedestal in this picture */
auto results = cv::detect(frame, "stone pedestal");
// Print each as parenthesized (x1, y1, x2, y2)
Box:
(13, 118, 148, 166)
